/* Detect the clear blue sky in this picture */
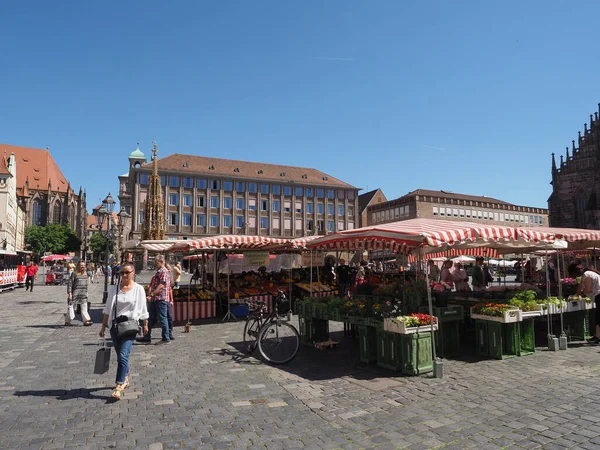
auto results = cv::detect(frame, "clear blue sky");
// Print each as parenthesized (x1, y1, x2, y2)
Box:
(1, 1, 598, 212)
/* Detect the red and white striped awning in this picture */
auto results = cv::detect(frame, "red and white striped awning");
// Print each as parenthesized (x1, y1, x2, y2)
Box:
(139, 240, 182, 252)
(169, 235, 290, 252)
(521, 227, 600, 245)
(305, 219, 482, 253)
(408, 247, 500, 263)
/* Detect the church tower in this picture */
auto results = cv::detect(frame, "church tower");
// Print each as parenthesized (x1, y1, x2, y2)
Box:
(141, 142, 166, 240)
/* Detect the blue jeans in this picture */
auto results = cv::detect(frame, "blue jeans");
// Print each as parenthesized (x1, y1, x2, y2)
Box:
(146, 301, 173, 340)
(109, 327, 135, 385)
(156, 300, 170, 341)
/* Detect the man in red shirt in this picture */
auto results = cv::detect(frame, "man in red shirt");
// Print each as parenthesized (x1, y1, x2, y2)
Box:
(25, 261, 38, 292)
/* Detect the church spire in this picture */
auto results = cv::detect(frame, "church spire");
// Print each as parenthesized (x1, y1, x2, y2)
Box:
(566, 146, 570, 161)
(141, 142, 166, 240)
(551, 152, 557, 172)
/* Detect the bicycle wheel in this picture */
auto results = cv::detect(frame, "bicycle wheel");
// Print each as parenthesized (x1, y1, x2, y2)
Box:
(257, 320, 299, 364)
(243, 317, 262, 353)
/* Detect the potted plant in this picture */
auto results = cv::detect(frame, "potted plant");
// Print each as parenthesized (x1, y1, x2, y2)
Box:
(384, 313, 438, 334)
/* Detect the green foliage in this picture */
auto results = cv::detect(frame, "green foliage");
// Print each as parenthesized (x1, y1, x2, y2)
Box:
(25, 224, 81, 255)
(89, 232, 113, 258)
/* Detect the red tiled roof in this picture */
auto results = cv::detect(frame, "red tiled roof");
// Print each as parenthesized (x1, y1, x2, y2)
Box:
(140, 153, 357, 189)
(0, 144, 69, 193)
(0, 153, 11, 176)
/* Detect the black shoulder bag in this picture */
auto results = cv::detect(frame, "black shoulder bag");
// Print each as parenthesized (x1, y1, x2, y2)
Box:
(113, 279, 140, 339)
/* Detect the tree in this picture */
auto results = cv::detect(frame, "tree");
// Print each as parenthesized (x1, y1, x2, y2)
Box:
(24, 224, 81, 255)
(89, 231, 113, 261)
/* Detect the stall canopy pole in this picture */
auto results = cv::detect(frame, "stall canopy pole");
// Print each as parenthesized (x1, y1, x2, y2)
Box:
(423, 246, 442, 378)
(309, 250, 313, 296)
(557, 252, 567, 349)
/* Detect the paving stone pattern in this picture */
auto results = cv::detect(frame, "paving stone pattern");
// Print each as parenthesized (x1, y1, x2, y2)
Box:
(1, 277, 600, 449)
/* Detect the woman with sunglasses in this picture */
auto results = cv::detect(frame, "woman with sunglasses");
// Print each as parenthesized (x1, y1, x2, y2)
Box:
(99, 262, 149, 400)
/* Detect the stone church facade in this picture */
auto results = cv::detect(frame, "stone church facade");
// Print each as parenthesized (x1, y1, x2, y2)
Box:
(548, 104, 600, 229)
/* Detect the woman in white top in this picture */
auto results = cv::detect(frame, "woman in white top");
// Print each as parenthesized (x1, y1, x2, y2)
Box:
(576, 266, 600, 344)
(99, 262, 149, 400)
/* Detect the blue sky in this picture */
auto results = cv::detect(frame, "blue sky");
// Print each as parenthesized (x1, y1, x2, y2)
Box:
(1, 1, 598, 211)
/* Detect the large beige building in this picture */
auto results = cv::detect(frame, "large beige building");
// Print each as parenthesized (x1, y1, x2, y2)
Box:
(119, 146, 360, 241)
(0, 152, 26, 251)
(368, 189, 548, 227)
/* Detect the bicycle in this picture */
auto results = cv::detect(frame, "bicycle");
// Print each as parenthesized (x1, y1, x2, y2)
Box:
(242, 290, 299, 364)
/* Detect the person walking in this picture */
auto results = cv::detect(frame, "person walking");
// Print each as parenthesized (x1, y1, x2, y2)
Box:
(25, 261, 38, 292)
(65, 260, 93, 326)
(145, 255, 172, 344)
(172, 262, 182, 290)
(99, 262, 149, 400)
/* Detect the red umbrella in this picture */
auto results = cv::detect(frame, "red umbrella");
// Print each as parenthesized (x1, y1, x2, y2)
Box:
(41, 254, 71, 262)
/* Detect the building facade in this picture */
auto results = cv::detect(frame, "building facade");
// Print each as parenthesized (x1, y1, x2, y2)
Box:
(0, 152, 26, 251)
(368, 189, 548, 227)
(119, 145, 360, 241)
(0, 144, 88, 253)
(358, 189, 387, 228)
(548, 104, 600, 228)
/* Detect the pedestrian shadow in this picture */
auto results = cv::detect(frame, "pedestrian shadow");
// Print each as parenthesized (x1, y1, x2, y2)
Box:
(17, 301, 57, 305)
(13, 387, 115, 403)
(25, 324, 64, 329)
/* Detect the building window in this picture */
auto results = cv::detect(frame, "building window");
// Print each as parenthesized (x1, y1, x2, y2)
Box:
(284, 201, 291, 212)
(223, 197, 233, 209)
(260, 184, 269, 194)
(307, 203, 314, 214)
(347, 221, 354, 230)
(139, 173, 149, 185)
(478, 210, 483, 219)
(260, 217, 269, 229)
(236, 198, 245, 210)
(223, 181, 233, 191)
(483, 211, 489, 220)
(160, 175, 166, 186)
(494, 212, 499, 221)
(210, 196, 219, 208)
(328, 220, 335, 231)
(348, 205, 354, 217)
(197, 178, 207, 189)
(327, 204, 334, 215)
(295, 187, 303, 197)
(305, 188, 313, 198)
(347, 191, 355, 200)
(284, 218, 291, 230)
(384, 210, 390, 220)
(460, 209, 465, 218)
(466, 209, 471, 218)
(327, 189, 334, 199)
(169, 193, 179, 206)
(272, 185, 281, 195)
(236, 181, 245, 192)
(183, 177, 193, 188)
(261, 200, 269, 211)
(317, 203, 325, 214)
(283, 186, 292, 196)
(295, 201, 302, 213)
(337, 190, 345, 200)
(197, 214, 206, 226)
(139, 211, 144, 225)
(210, 215, 219, 227)
(433, 206, 438, 216)
(53, 202, 61, 223)
(316, 188, 324, 198)
(249, 198, 257, 210)
(248, 183, 257, 193)
(169, 176, 180, 187)
(394, 207, 400, 218)
(223, 215, 232, 227)
(338, 205, 345, 216)
(209, 180, 220, 190)
(337, 221, 345, 231)
(236, 215, 244, 228)
(453, 208, 458, 217)
(197, 196, 205, 207)
(273, 200, 281, 212)
(306, 219, 314, 231)
(440, 207, 445, 216)
(273, 217, 280, 229)
(182, 213, 192, 226)
(183, 195, 192, 207)
(317, 219, 324, 231)
(248, 217, 256, 228)
(295, 218, 302, 231)
(169, 213, 178, 225)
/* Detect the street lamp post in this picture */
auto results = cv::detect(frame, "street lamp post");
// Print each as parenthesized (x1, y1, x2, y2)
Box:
(95, 193, 116, 304)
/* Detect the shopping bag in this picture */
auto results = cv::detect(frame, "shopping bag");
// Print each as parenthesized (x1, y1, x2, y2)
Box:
(67, 302, 75, 321)
(94, 340, 111, 374)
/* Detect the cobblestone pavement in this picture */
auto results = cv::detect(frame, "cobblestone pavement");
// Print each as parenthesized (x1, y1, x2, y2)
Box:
(2, 280, 600, 449)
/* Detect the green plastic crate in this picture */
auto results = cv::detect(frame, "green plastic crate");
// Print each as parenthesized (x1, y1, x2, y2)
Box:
(520, 319, 535, 355)
(299, 317, 329, 346)
(486, 321, 520, 360)
(435, 320, 461, 358)
(475, 319, 489, 356)
(563, 310, 591, 342)
(376, 330, 404, 371)
(419, 305, 465, 323)
(357, 325, 378, 363)
(400, 332, 434, 376)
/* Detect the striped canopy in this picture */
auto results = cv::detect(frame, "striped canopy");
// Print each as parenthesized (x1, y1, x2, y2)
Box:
(169, 235, 290, 252)
(407, 247, 500, 263)
(521, 226, 600, 248)
(140, 240, 182, 252)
